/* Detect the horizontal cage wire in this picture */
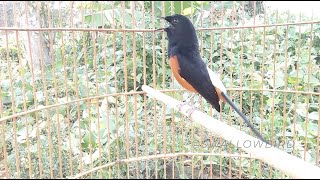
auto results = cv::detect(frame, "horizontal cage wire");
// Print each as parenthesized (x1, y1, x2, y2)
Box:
(0, 1, 319, 179)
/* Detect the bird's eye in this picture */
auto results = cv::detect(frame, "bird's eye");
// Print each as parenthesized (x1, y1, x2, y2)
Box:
(173, 18, 179, 24)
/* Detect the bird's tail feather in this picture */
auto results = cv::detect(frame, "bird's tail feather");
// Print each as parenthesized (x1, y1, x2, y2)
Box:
(221, 92, 269, 144)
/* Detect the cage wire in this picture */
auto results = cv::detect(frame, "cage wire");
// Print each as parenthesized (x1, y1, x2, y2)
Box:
(0, 1, 319, 179)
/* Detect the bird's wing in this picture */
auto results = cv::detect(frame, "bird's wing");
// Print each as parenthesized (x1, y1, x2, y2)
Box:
(176, 54, 222, 111)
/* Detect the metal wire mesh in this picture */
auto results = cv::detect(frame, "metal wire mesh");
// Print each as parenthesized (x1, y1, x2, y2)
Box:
(0, 1, 319, 179)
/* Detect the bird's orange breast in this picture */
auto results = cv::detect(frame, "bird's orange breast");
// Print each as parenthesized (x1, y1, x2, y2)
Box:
(169, 56, 198, 93)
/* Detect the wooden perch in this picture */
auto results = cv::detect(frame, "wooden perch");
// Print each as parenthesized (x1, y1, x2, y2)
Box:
(142, 85, 320, 179)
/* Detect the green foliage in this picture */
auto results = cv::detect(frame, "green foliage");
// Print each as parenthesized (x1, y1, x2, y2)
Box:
(1, 1, 319, 179)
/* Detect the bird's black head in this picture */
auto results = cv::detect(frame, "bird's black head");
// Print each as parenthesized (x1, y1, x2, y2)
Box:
(162, 14, 199, 48)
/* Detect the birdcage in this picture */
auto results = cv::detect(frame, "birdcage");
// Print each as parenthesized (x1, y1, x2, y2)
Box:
(0, 1, 320, 179)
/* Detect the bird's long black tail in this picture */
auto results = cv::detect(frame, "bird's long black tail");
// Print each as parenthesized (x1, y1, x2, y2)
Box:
(221, 92, 269, 144)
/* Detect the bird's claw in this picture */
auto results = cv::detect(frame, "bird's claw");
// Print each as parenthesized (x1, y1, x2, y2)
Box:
(176, 101, 189, 111)
(175, 98, 198, 120)
(186, 106, 198, 118)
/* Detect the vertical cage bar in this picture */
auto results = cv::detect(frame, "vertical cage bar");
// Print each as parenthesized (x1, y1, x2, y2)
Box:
(24, 2, 39, 177)
(89, 1, 97, 177)
(80, 2, 91, 177)
(280, 9, 291, 179)
(282, 10, 290, 149)
(317, 95, 320, 167)
(218, 1, 224, 178)
(239, 1, 246, 178)
(109, 2, 120, 178)
(10, 1, 22, 178)
(91, 2, 102, 178)
(120, 1, 130, 178)
(102, 13, 111, 180)
(304, 11, 314, 162)
(84, 3, 93, 176)
(141, 1, 149, 178)
(199, 2, 204, 178)
(73, 2, 84, 177)
(36, 1, 50, 177)
(170, 2, 176, 178)
(55, 1, 64, 178)
(161, 1, 167, 179)
(3, 1, 20, 178)
(56, 2, 65, 177)
(272, 9, 279, 148)
(227, 1, 236, 178)
(249, 1, 257, 178)
(151, 2, 159, 178)
(269, 9, 279, 178)
(208, 1, 214, 179)
(0, 109, 7, 178)
(88, 3, 95, 174)
(293, 12, 302, 159)
(259, 2, 267, 179)
(66, 1, 74, 177)
(0, 123, 7, 178)
(191, 1, 194, 23)
(131, 1, 139, 178)
(47, 2, 59, 177)
(99, 0, 106, 174)
(179, 2, 185, 179)
(70, 1, 75, 177)
(96, 2, 104, 178)
(105, 30, 112, 179)
(0, 2, 8, 172)
(6, 2, 20, 178)
(72, 28, 83, 175)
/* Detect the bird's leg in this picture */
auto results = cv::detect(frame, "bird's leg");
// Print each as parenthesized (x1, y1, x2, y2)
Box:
(186, 96, 202, 118)
(187, 106, 198, 117)
(176, 93, 196, 111)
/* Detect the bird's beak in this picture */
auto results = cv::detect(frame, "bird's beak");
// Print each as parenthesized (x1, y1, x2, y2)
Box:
(154, 16, 167, 31)
(156, 16, 166, 21)
(154, 27, 165, 31)
(162, 16, 171, 22)
(155, 16, 172, 32)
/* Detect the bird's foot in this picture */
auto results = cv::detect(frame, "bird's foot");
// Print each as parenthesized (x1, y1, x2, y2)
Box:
(177, 94, 197, 110)
(176, 101, 190, 111)
(186, 106, 198, 118)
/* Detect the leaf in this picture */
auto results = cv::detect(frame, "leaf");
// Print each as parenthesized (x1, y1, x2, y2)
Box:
(308, 112, 319, 121)
(288, 76, 299, 85)
(36, 91, 44, 103)
(294, 124, 306, 136)
(276, 131, 293, 137)
(55, 59, 64, 70)
(215, 1, 234, 10)
(303, 74, 320, 84)
(183, 7, 194, 16)
(100, 117, 116, 134)
(82, 131, 97, 150)
(174, 117, 182, 123)
(161, 1, 193, 15)
(30, 144, 38, 153)
(106, 96, 116, 104)
(305, 122, 319, 137)
(299, 150, 312, 163)
(296, 103, 307, 118)
(266, 96, 281, 107)
(17, 125, 33, 144)
(267, 70, 285, 89)
(85, 13, 106, 28)
(136, 73, 142, 83)
(79, 84, 87, 97)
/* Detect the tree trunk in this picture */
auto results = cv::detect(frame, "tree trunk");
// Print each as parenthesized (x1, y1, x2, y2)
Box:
(19, 2, 52, 76)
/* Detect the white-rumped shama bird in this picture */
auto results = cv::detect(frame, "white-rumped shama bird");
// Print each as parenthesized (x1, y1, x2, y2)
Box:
(156, 14, 268, 144)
